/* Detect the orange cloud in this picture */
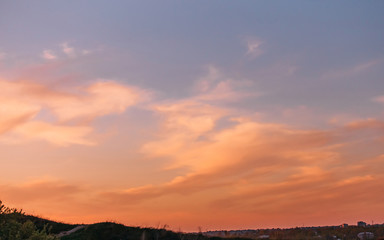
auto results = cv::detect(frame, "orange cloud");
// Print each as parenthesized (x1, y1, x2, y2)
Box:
(0, 179, 106, 223)
(0, 78, 147, 146)
(47, 81, 145, 122)
(124, 100, 384, 229)
(0, 180, 82, 204)
(14, 122, 95, 146)
(0, 102, 40, 134)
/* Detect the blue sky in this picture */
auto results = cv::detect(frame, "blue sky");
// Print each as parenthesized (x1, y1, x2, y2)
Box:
(2, 1, 383, 110)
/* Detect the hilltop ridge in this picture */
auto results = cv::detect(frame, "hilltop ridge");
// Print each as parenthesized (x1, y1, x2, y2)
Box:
(2, 201, 384, 239)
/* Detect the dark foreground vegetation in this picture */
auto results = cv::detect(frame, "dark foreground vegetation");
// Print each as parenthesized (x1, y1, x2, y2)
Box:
(2, 201, 384, 239)
(59, 222, 251, 240)
(0, 201, 251, 240)
(205, 225, 384, 239)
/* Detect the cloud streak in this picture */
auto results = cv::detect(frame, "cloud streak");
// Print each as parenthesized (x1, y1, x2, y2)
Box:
(0, 78, 147, 146)
(42, 50, 57, 60)
(245, 38, 263, 58)
(373, 95, 384, 104)
(60, 42, 76, 58)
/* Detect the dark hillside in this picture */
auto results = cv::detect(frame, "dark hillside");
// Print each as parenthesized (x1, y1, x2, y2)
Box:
(60, 222, 252, 240)
(1, 200, 252, 240)
(9, 213, 77, 234)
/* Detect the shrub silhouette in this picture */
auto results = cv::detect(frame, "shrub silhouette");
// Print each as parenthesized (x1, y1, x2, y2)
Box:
(0, 200, 57, 240)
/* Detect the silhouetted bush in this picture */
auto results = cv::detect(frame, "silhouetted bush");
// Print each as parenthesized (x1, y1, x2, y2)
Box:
(0, 200, 57, 240)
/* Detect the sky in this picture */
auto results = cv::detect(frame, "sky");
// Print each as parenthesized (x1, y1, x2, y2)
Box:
(1, 0, 384, 232)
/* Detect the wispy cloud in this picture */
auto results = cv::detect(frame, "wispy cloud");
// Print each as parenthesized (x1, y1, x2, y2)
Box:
(322, 59, 380, 80)
(142, 67, 260, 170)
(60, 42, 76, 57)
(101, 116, 384, 228)
(0, 179, 82, 204)
(14, 122, 95, 146)
(344, 118, 384, 130)
(47, 81, 147, 122)
(0, 78, 148, 146)
(195, 65, 221, 93)
(40, 42, 95, 61)
(81, 49, 91, 55)
(194, 66, 258, 102)
(372, 95, 384, 104)
(41, 50, 57, 60)
(245, 38, 263, 58)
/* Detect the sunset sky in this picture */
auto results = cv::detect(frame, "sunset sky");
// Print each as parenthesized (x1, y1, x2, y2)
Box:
(1, 1, 384, 232)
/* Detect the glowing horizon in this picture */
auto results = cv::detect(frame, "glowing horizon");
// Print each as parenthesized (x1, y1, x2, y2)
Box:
(1, 1, 384, 232)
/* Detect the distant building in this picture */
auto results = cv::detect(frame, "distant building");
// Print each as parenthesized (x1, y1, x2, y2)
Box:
(357, 232, 374, 240)
(358, 221, 367, 227)
(258, 235, 270, 239)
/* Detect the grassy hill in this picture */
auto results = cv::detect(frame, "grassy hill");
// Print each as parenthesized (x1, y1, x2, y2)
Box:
(2, 201, 384, 239)
(0, 200, 251, 240)
(2, 215, 252, 240)
(59, 222, 250, 240)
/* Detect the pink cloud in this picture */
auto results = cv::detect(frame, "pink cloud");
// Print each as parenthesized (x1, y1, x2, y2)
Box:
(322, 59, 380, 80)
(42, 50, 57, 60)
(344, 118, 384, 130)
(245, 38, 264, 58)
(60, 42, 76, 58)
(373, 95, 384, 104)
